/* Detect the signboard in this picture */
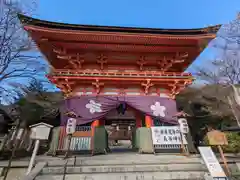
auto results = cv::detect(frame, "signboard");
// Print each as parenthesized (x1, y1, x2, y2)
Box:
(198, 146, 227, 178)
(66, 118, 77, 135)
(178, 118, 189, 134)
(207, 130, 228, 146)
(151, 126, 187, 145)
(30, 123, 53, 140)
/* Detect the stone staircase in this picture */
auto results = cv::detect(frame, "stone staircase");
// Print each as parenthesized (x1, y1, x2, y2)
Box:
(35, 154, 208, 180)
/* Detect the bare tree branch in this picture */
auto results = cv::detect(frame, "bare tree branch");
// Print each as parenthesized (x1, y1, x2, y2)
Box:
(0, 1, 46, 103)
(195, 17, 240, 122)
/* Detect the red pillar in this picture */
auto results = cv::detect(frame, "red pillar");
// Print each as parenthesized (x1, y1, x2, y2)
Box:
(135, 113, 142, 128)
(91, 120, 100, 127)
(145, 115, 153, 128)
(99, 119, 105, 126)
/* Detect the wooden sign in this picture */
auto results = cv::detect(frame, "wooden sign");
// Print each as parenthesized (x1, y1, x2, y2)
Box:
(207, 130, 228, 146)
(66, 118, 77, 135)
(30, 122, 53, 140)
(27, 122, 53, 175)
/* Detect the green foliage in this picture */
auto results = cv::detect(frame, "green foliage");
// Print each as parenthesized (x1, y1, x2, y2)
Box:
(16, 97, 45, 126)
(204, 132, 240, 153)
(222, 132, 240, 153)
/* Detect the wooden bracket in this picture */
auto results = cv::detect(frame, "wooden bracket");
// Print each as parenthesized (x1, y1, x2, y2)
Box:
(168, 80, 180, 98)
(141, 79, 154, 95)
(54, 49, 85, 69)
(53, 78, 75, 96)
(158, 52, 188, 71)
(169, 79, 192, 98)
(97, 54, 108, 70)
(157, 56, 172, 71)
(137, 56, 147, 71)
(92, 79, 104, 94)
(175, 52, 188, 63)
(68, 53, 85, 69)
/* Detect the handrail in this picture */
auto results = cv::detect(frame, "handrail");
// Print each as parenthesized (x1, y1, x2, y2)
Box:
(50, 69, 192, 78)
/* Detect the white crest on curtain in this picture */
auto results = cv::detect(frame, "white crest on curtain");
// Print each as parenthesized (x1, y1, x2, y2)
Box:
(150, 102, 166, 117)
(85, 100, 102, 114)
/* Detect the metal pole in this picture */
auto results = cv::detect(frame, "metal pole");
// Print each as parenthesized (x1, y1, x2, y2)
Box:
(26, 139, 40, 175)
(64, 134, 72, 159)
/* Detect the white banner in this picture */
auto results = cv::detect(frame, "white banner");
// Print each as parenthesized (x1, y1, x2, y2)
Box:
(66, 118, 77, 135)
(151, 126, 188, 145)
(178, 118, 189, 134)
(198, 146, 227, 178)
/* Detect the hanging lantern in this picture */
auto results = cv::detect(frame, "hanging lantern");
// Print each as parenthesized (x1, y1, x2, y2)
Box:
(116, 125, 119, 131)
(122, 102, 127, 114)
(117, 103, 127, 115)
(128, 126, 131, 131)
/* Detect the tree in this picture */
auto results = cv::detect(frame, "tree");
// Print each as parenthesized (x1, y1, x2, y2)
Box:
(197, 13, 240, 84)
(0, 0, 47, 104)
(0, 78, 62, 180)
(194, 14, 240, 126)
(0, 2, 51, 179)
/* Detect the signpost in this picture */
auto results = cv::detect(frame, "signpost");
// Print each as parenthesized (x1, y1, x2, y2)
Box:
(27, 123, 53, 175)
(198, 146, 228, 180)
(178, 118, 189, 155)
(207, 130, 230, 176)
(66, 118, 77, 135)
(64, 118, 77, 159)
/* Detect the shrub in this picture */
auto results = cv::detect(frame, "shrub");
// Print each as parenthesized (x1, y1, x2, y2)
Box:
(204, 132, 240, 153)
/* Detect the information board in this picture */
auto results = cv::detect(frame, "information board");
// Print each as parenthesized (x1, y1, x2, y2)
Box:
(198, 146, 227, 179)
(151, 126, 187, 145)
(207, 130, 228, 146)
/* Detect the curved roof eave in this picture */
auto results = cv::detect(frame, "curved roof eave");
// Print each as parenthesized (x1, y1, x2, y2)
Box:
(18, 14, 221, 36)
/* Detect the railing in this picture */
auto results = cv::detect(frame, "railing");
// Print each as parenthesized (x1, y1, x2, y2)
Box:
(50, 69, 192, 78)
(58, 126, 92, 151)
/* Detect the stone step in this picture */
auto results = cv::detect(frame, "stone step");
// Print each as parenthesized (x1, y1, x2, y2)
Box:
(41, 163, 207, 175)
(46, 156, 203, 167)
(36, 171, 206, 180)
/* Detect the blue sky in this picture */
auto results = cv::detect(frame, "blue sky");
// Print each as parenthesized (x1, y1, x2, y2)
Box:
(34, 0, 240, 73)
(35, 0, 239, 29)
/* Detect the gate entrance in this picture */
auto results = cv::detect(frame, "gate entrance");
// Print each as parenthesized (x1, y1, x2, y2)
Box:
(105, 108, 137, 152)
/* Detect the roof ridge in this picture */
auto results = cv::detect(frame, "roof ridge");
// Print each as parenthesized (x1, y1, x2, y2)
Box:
(18, 14, 221, 35)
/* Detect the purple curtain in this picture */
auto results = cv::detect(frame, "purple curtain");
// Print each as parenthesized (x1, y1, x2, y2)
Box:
(61, 96, 178, 125)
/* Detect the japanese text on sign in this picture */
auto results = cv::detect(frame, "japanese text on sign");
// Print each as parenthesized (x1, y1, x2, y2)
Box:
(198, 146, 227, 178)
(151, 126, 187, 145)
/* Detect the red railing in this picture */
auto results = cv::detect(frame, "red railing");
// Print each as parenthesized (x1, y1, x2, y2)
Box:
(50, 69, 192, 78)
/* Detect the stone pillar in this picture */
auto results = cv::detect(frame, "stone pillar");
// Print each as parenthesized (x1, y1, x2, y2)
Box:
(145, 115, 153, 128)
